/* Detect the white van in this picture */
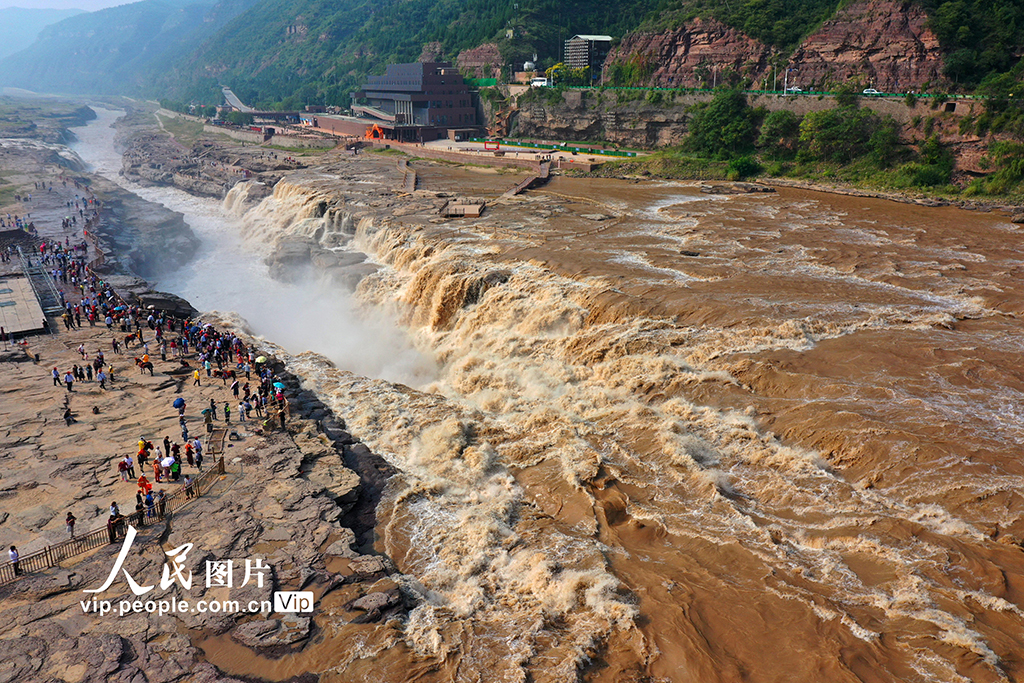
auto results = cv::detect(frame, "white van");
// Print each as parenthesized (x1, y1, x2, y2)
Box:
(530, 77, 549, 88)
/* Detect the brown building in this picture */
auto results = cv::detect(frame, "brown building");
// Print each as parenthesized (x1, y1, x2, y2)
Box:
(349, 62, 480, 142)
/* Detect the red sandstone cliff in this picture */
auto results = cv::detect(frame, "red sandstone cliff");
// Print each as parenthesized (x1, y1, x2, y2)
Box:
(606, 0, 945, 92)
(606, 18, 772, 89)
(789, 0, 942, 91)
(419, 41, 444, 63)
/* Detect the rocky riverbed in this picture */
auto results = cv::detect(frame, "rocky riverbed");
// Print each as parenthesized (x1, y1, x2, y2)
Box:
(0, 310, 414, 683)
(0, 100, 416, 682)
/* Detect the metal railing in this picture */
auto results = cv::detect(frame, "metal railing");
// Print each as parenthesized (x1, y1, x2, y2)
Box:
(16, 246, 65, 318)
(0, 456, 226, 585)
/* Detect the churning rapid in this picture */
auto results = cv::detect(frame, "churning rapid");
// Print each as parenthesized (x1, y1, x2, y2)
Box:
(71, 108, 434, 386)
(72, 112, 1024, 682)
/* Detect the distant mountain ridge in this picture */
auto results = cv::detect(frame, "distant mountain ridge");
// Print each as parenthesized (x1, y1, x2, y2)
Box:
(159, 0, 661, 108)
(0, 7, 85, 61)
(0, 0, 258, 96)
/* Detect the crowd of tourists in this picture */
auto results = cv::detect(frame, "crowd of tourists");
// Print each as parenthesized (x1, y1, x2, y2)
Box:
(6, 266, 295, 576)
(1, 169, 302, 577)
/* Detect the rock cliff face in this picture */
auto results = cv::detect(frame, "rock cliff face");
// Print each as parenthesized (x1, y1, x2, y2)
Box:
(513, 90, 692, 147)
(88, 173, 200, 278)
(418, 41, 444, 62)
(510, 89, 933, 149)
(606, 18, 773, 89)
(457, 42, 502, 79)
(788, 0, 942, 91)
(606, 0, 945, 92)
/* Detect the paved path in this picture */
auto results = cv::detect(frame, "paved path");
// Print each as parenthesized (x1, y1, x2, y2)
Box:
(221, 87, 254, 113)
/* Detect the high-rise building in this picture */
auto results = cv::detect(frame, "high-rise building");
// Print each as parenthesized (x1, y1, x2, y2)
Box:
(564, 34, 612, 78)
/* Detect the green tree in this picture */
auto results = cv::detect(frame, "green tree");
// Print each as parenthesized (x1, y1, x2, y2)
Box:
(943, 48, 977, 82)
(726, 155, 762, 180)
(798, 107, 875, 163)
(868, 120, 901, 168)
(757, 109, 801, 158)
(223, 111, 254, 126)
(545, 62, 590, 86)
(687, 89, 756, 159)
(834, 82, 861, 108)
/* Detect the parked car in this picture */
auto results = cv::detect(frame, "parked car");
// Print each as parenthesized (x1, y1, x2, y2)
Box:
(862, 88, 882, 95)
(785, 86, 803, 93)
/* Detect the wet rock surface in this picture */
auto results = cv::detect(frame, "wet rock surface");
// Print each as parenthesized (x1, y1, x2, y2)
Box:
(231, 615, 312, 648)
(700, 182, 776, 194)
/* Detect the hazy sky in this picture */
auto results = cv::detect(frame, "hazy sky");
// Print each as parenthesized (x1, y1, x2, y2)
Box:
(0, 0, 130, 9)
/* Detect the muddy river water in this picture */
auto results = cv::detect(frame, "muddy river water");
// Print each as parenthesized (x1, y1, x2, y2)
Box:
(72, 111, 1023, 682)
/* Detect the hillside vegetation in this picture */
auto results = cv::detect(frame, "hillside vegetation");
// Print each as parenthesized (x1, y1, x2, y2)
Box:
(0, 0, 1021, 111)
(576, 86, 1024, 200)
(162, 0, 664, 107)
(0, 0, 257, 96)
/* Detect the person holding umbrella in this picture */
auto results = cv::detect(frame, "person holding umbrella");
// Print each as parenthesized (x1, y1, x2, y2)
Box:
(173, 397, 186, 416)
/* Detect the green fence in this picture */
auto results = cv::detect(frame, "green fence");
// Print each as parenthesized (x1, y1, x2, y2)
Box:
(525, 84, 982, 100)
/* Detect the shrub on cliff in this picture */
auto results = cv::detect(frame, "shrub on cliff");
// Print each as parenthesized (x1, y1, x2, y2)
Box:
(975, 69, 1024, 137)
(606, 51, 656, 87)
(877, 135, 953, 188)
(963, 141, 1024, 196)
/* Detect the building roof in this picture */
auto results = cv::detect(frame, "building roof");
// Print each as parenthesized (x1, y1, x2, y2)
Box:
(568, 34, 612, 42)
